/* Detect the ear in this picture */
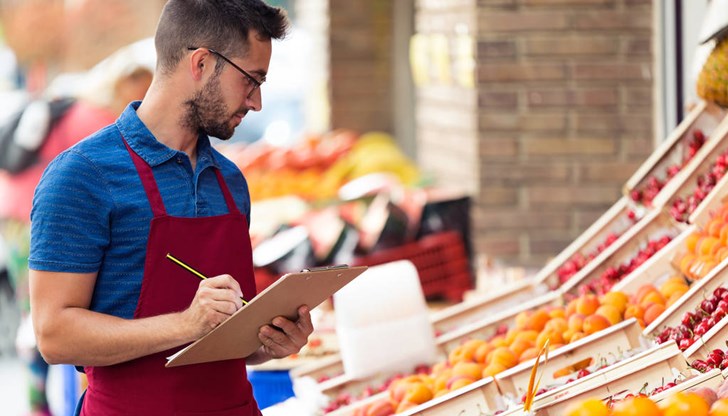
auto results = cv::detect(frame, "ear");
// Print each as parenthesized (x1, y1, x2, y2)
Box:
(187, 48, 210, 81)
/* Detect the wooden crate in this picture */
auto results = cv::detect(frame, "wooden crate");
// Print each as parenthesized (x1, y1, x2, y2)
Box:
(532, 197, 644, 289)
(494, 319, 645, 401)
(289, 353, 344, 382)
(624, 101, 728, 208)
(397, 377, 501, 416)
(559, 210, 684, 297)
(533, 342, 693, 415)
(689, 170, 728, 227)
(643, 256, 728, 339)
(430, 280, 547, 336)
(609, 225, 694, 295)
(653, 114, 728, 216)
(650, 368, 725, 403)
(435, 292, 562, 356)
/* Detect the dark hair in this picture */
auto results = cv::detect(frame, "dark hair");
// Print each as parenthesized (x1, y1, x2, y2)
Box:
(155, 0, 289, 75)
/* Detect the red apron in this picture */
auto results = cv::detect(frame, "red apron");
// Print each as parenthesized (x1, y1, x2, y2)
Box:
(80, 137, 260, 415)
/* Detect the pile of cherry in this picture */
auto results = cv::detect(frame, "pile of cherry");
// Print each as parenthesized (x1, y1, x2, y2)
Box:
(670, 146, 728, 223)
(692, 347, 728, 373)
(655, 287, 728, 351)
(630, 129, 707, 208)
(576, 235, 673, 297)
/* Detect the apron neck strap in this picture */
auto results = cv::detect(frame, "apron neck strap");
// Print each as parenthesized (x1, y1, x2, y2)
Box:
(213, 169, 241, 215)
(122, 136, 167, 217)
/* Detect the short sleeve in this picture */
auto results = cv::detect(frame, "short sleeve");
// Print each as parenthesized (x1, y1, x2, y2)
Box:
(29, 150, 113, 273)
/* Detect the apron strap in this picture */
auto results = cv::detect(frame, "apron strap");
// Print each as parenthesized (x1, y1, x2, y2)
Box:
(121, 136, 167, 217)
(214, 169, 241, 215)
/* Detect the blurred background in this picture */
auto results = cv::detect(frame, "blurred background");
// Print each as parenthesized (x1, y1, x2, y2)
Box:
(0, 0, 723, 414)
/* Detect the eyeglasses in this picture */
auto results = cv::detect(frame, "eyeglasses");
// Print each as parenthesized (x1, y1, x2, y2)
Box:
(187, 47, 265, 98)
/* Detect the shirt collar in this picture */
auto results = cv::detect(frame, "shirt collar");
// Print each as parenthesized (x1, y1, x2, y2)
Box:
(115, 101, 221, 170)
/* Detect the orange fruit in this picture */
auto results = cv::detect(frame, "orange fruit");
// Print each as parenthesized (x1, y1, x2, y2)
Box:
(583, 314, 611, 335)
(686, 231, 702, 253)
(601, 291, 629, 313)
(635, 284, 659, 304)
(710, 398, 728, 416)
(451, 361, 484, 380)
(474, 342, 494, 364)
(564, 398, 610, 416)
(660, 280, 689, 299)
(509, 338, 535, 360)
(708, 218, 724, 238)
(545, 317, 568, 334)
(698, 236, 722, 257)
(611, 395, 661, 416)
(640, 290, 667, 308)
(624, 304, 645, 321)
(481, 362, 507, 378)
(576, 294, 600, 316)
(403, 382, 434, 405)
(720, 224, 728, 245)
(518, 347, 540, 363)
(527, 309, 552, 332)
(569, 331, 586, 343)
(644, 303, 666, 325)
(513, 330, 539, 344)
(595, 304, 623, 325)
(549, 307, 566, 319)
(515, 311, 532, 330)
(667, 288, 689, 307)
(565, 298, 579, 316)
(660, 391, 710, 416)
(487, 346, 518, 369)
(568, 313, 586, 332)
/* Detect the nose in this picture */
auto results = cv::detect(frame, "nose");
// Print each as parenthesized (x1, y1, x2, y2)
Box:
(246, 88, 262, 112)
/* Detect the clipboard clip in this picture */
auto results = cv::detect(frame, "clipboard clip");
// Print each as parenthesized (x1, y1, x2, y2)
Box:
(301, 264, 349, 273)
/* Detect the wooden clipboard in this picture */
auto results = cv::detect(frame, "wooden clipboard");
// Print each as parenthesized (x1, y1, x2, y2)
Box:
(166, 265, 368, 367)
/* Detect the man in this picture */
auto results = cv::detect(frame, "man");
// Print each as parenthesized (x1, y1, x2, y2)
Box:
(28, 1, 312, 415)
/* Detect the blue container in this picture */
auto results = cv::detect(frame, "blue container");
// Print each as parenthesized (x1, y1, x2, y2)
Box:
(248, 370, 295, 409)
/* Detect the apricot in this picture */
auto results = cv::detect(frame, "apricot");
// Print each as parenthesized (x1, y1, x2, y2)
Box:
(635, 284, 659, 304)
(395, 400, 419, 413)
(565, 298, 579, 316)
(659, 391, 709, 416)
(601, 291, 629, 313)
(564, 398, 610, 416)
(449, 339, 482, 364)
(611, 395, 660, 416)
(698, 236, 722, 257)
(680, 253, 698, 280)
(595, 304, 622, 325)
(515, 310, 532, 330)
(481, 362, 507, 378)
(549, 307, 566, 319)
(667, 288, 689, 307)
(513, 330, 539, 345)
(644, 303, 666, 325)
(583, 314, 610, 335)
(518, 347, 540, 363)
(569, 331, 586, 343)
(364, 399, 395, 416)
(527, 309, 552, 332)
(536, 329, 564, 349)
(708, 218, 724, 238)
(544, 317, 568, 334)
(720, 224, 728, 246)
(568, 313, 586, 332)
(487, 346, 518, 369)
(451, 361, 484, 380)
(686, 231, 702, 253)
(660, 280, 689, 300)
(445, 375, 475, 392)
(509, 338, 535, 360)
(640, 290, 666, 308)
(624, 304, 645, 321)
(576, 294, 600, 316)
(473, 342, 494, 364)
(710, 398, 728, 416)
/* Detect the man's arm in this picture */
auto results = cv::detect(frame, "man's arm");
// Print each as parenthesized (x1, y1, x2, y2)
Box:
(30, 269, 243, 366)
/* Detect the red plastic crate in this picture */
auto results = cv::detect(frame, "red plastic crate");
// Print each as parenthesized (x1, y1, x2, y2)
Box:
(351, 231, 473, 302)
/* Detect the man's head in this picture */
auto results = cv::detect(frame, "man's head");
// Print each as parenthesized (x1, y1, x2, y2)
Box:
(154, 0, 288, 140)
(155, 0, 288, 76)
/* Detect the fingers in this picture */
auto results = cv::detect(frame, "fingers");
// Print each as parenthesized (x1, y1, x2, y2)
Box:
(259, 305, 314, 359)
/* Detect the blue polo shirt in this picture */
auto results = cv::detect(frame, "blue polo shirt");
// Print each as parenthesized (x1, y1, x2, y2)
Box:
(29, 101, 251, 319)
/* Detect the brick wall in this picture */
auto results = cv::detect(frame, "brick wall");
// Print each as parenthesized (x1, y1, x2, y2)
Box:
(415, 0, 655, 266)
(328, 0, 394, 133)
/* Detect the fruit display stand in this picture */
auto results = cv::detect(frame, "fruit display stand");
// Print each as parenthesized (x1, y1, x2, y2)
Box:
(429, 279, 547, 336)
(559, 209, 684, 297)
(494, 318, 645, 401)
(609, 224, 695, 295)
(531, 341, 693, 415)
(624, 100, 728, 209)
(289, 354, 345, 386)
(643, 256, 728, 338)
(656, 115, 728, 222)
(435, 292, 562, 356)
(395, 377, 500, 416)
(531, 196, 643, 290)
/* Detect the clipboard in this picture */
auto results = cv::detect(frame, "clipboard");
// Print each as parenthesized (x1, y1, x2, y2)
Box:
(166, 265, 368, 367)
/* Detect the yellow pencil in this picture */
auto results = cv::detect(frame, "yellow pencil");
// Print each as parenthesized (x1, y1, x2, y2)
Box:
(166, 253, 248, 305)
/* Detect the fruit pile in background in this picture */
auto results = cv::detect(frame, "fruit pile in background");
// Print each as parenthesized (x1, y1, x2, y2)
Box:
(630, 129, 707, 207)
(691, 347, 728, 373)
(654, 287, 728, 351)
(216, 130, 421, 202)
(678, 202, 728, 280)
(669, 149, 728, 223)
(625, 278, 690, 328)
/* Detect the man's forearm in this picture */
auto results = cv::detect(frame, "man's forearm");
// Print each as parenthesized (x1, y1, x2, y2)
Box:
(35, 307, 194, 367)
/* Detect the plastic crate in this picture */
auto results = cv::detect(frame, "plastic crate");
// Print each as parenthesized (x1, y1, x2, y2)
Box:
(351, 231, 472, 302)
(248, 369, 295, 410)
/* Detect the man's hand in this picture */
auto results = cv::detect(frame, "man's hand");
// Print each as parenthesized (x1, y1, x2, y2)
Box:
(181, 274, 244, 340)
(253, 305, 313, 362)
